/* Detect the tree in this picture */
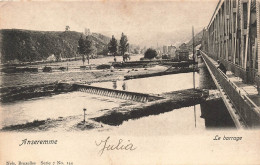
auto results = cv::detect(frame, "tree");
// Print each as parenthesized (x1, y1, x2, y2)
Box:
(119, 33, 129, 62)
(133, 46, 141, 54)
(108, 35, 118, 56)
(144, 48, 157, 59)
(78, 35, 85, 65)
(65, 26, 70, 31)
(84, 35, 95, 64)
(78, 35, 96, 65)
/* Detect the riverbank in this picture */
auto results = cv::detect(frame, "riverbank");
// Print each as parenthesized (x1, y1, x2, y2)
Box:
(92, 88, 206, 125)
(0, 83, 75, 103)
(0, 88, 207, 132)
(0, 64, 169, 88)
(124, 67, 197, 80)
(1, 115, 105, 132)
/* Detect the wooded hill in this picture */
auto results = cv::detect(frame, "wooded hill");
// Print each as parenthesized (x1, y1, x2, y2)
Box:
(0, 29, 110, 63)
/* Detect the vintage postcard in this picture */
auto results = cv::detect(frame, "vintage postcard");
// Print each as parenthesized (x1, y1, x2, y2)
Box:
(0, 0, 260, 164)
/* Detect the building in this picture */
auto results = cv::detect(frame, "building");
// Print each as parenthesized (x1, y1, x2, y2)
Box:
(168, 45, 177, 58)
(178, 50, 189, 61)
(163, 46, 168, 54)
(46, 54, 56, 62)
(85, 28, 91, 36)
(156, 49, 162, 56)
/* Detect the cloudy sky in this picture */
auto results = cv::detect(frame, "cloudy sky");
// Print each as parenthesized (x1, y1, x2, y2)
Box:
(0, 0, 218, 47)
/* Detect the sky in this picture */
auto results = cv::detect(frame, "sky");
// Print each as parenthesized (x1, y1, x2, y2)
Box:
(0, 0, 218, 47)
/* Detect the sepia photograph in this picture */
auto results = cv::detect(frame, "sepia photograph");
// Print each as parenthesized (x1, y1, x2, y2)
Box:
(0, 0, 260, 164)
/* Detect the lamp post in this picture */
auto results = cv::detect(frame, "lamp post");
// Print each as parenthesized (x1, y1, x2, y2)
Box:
(83, 108, 87, 123)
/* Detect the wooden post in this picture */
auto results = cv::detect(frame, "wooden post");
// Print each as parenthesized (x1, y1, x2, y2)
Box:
(240, 0, 245, 68)
(192, 26, 195, 89)
(233, 0, 239, 64)
(253, 38, 257, 74)
(257, 1, 260, 74)
(192, 26, 196, 128)
(244, 0, 251, 69)
(83, 108, 86, 122)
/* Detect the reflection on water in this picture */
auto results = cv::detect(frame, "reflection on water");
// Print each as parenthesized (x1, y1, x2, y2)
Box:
(198, 57, 216, 89)
(92, 72, 200, 94)
(200, 99, 235, 128)
(122, 82, 127, 90)
(0, 92, 125, 128)
(111, 100, 235, 135)
(112, 81, 117, 89)
(112, 105, 205, 135)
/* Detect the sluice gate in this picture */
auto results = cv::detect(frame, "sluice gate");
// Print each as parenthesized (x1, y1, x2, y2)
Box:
(74, 84, 162, 103)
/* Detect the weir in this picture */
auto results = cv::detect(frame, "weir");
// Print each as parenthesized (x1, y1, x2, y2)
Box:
(92, 88, 206, 126)
(74, 84, 162, 103)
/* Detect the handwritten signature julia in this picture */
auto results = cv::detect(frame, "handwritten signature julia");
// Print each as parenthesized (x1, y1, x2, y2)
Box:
(95, 136, 137, 155)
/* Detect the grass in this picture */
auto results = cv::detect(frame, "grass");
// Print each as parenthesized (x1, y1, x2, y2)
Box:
(1, 120, 46, 131)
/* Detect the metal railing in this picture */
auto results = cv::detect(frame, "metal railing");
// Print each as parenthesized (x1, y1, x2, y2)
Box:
(201, 51, 260, 128)
(218, 58, 258, 84)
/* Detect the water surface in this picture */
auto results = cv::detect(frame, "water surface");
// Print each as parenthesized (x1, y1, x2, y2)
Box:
(92, 72, 200, 94)
(0, 92, 126, 128)
(111, 105, 205, 135)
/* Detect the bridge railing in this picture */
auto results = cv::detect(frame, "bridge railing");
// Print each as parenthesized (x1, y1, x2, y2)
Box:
(217, 58, 258, 84)
(201, 51, 260, 128)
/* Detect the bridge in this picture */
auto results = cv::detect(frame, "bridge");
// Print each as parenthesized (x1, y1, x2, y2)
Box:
(201, 0, 260, 128)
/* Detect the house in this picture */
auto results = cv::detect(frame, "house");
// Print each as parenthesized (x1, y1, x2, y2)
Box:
(177, 50, 189, 61)
(168, 45, 177, 58)
(46, 54, 56, 62)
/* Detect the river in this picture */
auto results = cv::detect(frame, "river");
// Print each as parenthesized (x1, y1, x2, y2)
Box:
(0, 59, 235, 131)
(91, 72, 200, 94)
(0, 92, 128, 129)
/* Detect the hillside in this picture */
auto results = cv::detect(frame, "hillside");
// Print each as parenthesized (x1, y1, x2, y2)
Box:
(186, 30, 203, 48)
(0, 29, 110, 63)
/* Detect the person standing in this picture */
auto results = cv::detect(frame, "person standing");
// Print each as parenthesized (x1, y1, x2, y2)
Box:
(217, 60, 227, 74)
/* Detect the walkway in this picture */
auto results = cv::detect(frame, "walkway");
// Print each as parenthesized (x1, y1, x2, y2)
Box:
(201, 51, 260, 128)
(225, 72, 260, 106)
